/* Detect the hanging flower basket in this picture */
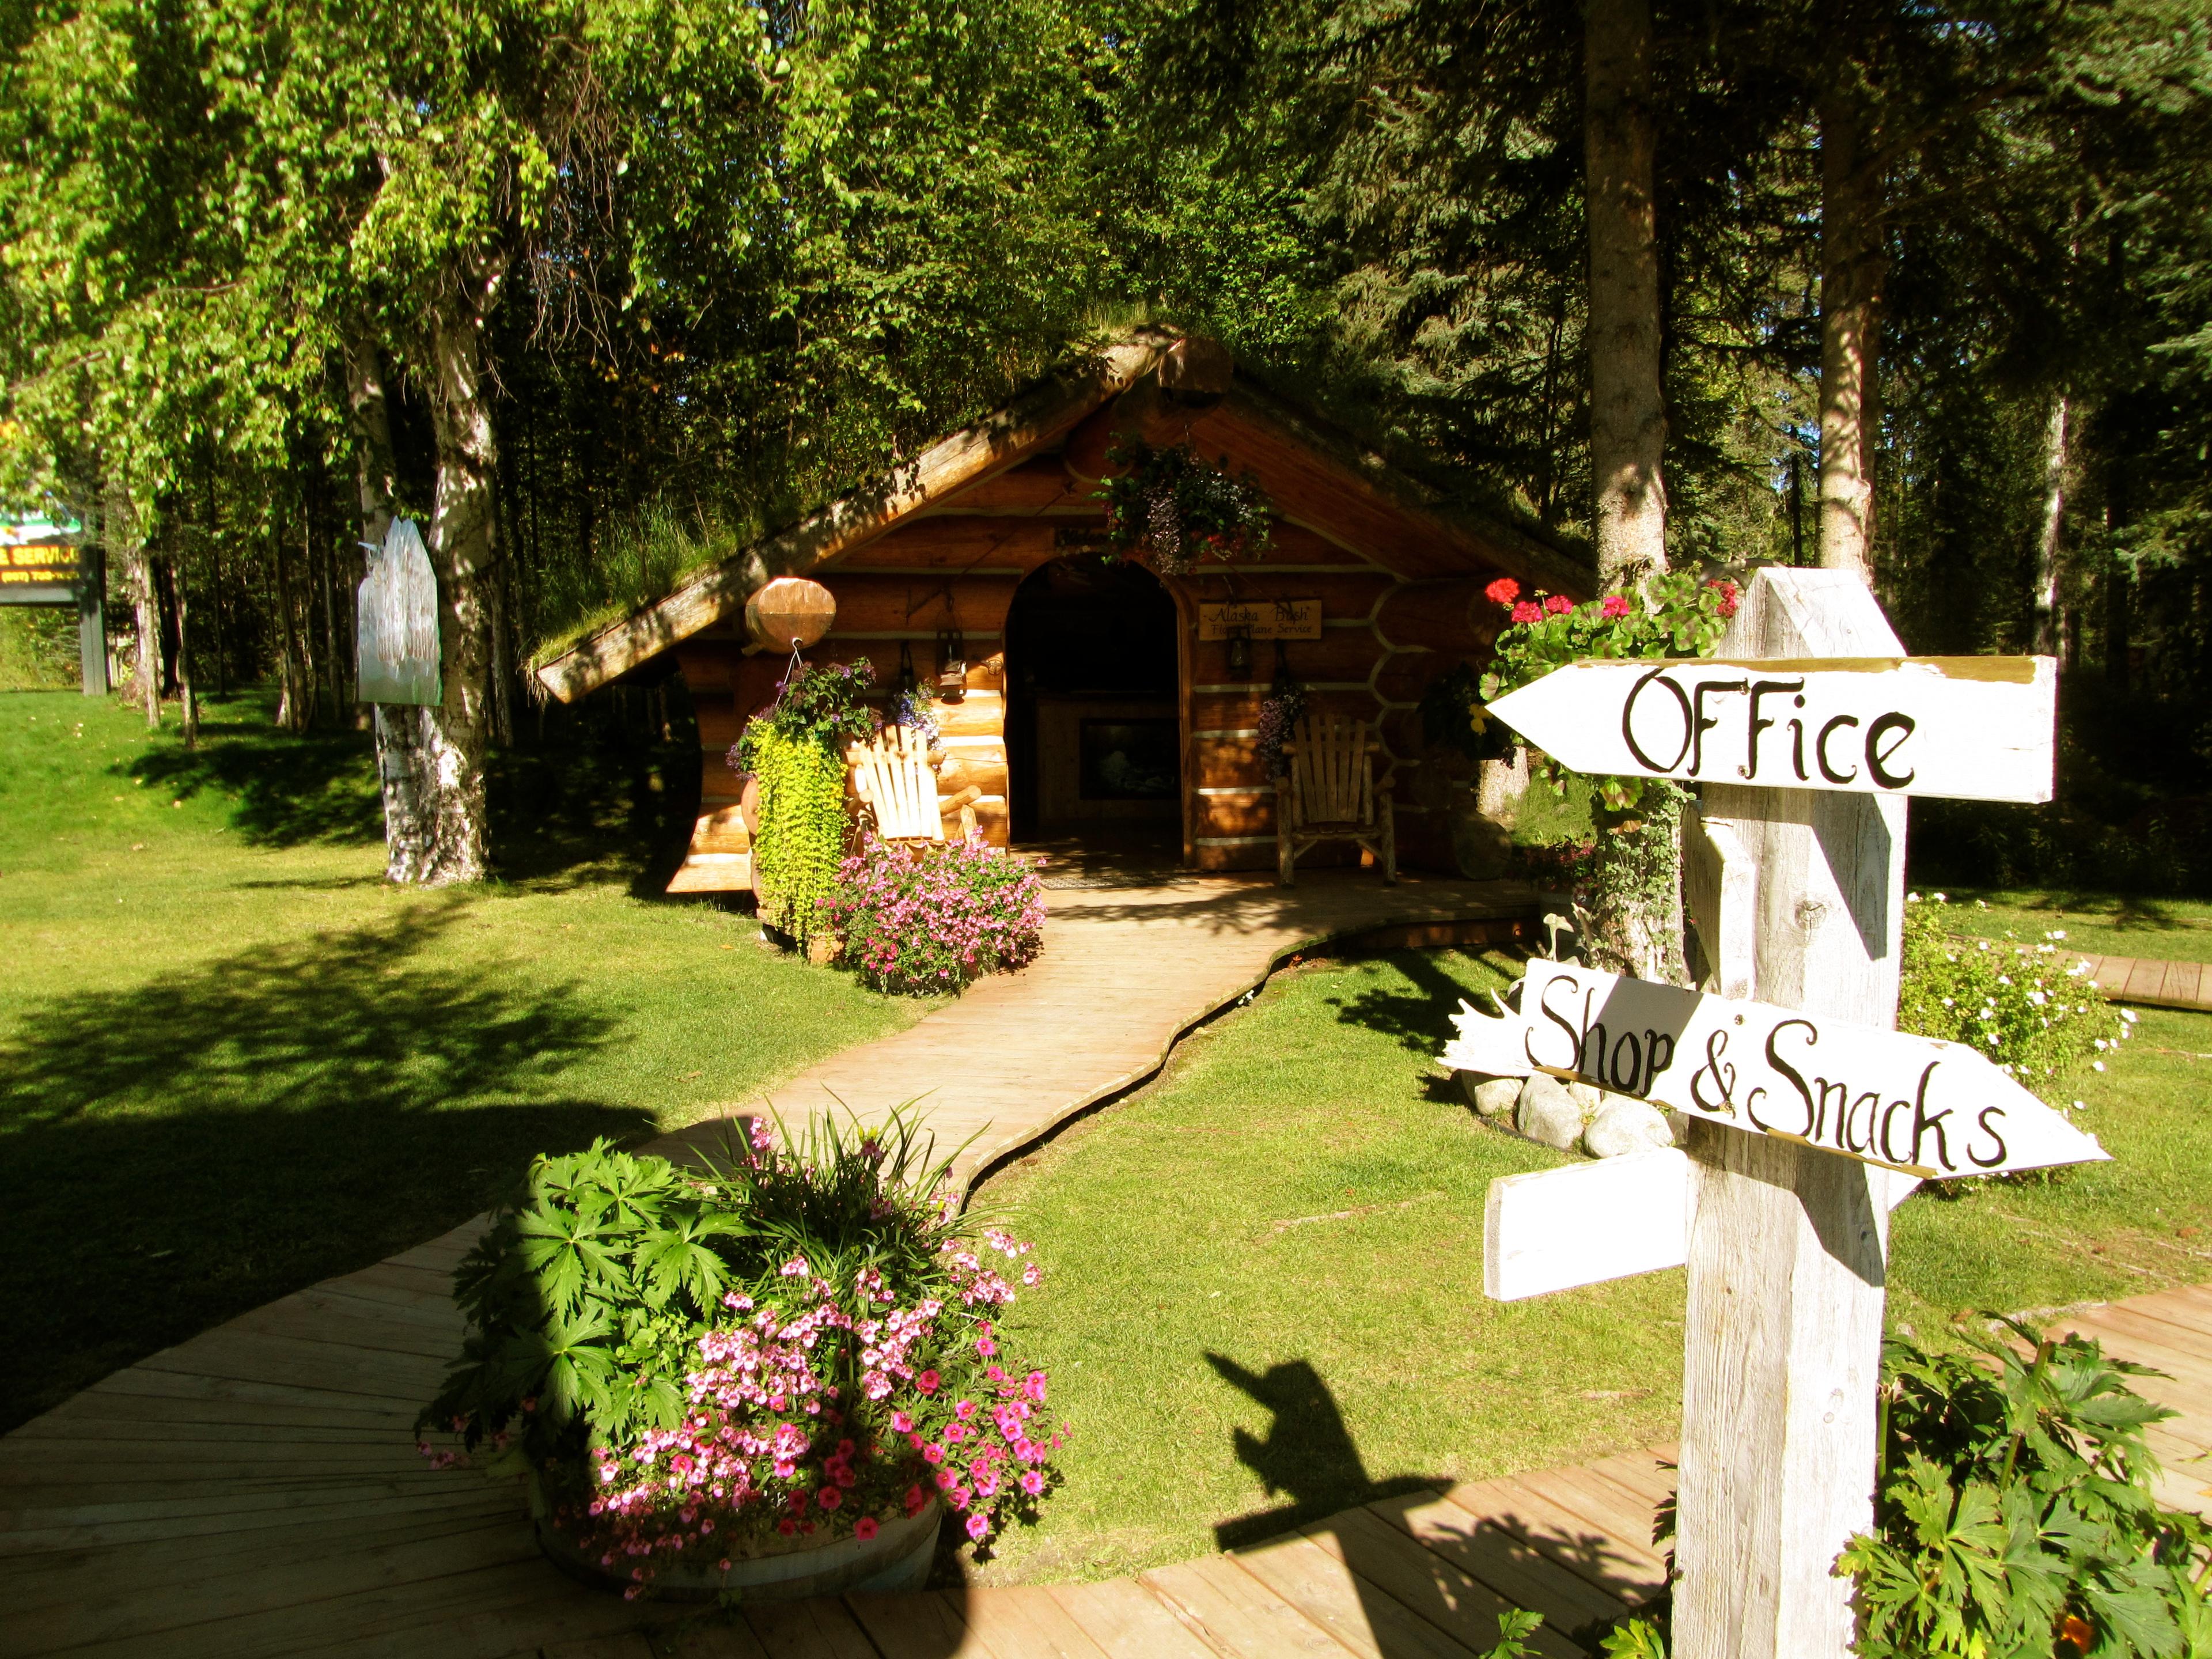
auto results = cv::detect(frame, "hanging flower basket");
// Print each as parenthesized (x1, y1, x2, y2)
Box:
(1099, 440, 1273, 575)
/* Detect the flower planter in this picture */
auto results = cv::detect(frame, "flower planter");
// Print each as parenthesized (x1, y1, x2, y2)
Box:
(532, 1484, 942, 1604)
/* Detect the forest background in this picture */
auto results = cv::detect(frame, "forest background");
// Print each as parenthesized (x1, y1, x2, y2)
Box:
(2, 0, 2208, 892)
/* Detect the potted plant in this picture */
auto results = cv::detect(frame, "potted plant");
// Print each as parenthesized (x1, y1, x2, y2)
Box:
(819, 831, 1048, 995)
(730, 658, 878, 949)
(414, 1108, 1061, 1602)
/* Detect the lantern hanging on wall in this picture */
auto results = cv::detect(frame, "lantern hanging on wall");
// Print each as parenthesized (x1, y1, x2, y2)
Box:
(936, 628, 967, 703)
(1225, 624, 1253, 678)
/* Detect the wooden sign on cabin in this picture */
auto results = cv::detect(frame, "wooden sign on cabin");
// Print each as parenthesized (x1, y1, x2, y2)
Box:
(1484, 653, 2056, 803)
(1196, 599, 1322, 642)
(357, 518, 440, 706)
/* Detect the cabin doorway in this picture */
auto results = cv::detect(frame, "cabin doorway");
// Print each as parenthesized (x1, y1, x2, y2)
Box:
(1005, 554, 1182, 869)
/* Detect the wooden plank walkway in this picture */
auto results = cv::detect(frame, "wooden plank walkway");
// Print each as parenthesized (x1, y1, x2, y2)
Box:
(647, 869, 1544, 1185)
(5, 1270, 2208, 1659)
(0, 869, 1540, 1659)
(2077, 952, 2212, 1014)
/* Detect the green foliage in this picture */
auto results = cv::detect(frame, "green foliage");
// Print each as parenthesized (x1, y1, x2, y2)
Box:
(1840, 1317, 2212, 1658)
(425, 1141, 752, 1448)
(1100, 440, 1274, 574)
(1899, 893, 2132, 1105)
(1419, 663, 1513, 764)
(419, 1105, 1063, 1571)
(749, 729, 851, 947)
(1475, 1609, 1547, 1658)
(733, 659, 879, 777)
(733, 659, 877, 945)
(1475, 571, 1738, 815)
(0, 608, 79, 690)
(1600, 1619, 1670, 1658)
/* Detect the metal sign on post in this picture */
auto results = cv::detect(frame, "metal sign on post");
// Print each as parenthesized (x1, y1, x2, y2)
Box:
(1467, 567, 2094, 1659)
(1, 513, 107, 696)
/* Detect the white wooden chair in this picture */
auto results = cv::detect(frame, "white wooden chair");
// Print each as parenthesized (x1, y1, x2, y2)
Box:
(1277, 713, 1396, 886)
(847, 725, 982, 843)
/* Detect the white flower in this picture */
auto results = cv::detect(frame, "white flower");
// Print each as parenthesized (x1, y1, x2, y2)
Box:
(2050, 930, 2066, 940)
(1941, 997, 1955, 1007)
(2093, 1060, 2105, 1072)
(1978, 941, 1991, 952)
(1907, 892, 1922, 903)
(2121, 1009, 2137, 1024)
(1976, 899, 1988, 908)
(1998, 975, 2012, 986)
(2073, 1100, 2086, 1111)
(1933, 893, 1948, 903)
(2027, 989, 2046, 1005)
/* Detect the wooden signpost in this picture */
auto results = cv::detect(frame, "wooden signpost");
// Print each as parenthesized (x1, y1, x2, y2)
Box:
(1467, 567, 2093, 1659)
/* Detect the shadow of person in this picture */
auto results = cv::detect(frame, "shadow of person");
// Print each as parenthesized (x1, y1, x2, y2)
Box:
(1206, 1353, 1441, 1551)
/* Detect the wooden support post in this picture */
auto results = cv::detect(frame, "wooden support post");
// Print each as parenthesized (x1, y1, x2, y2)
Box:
(1675, 568, 1906, 1658)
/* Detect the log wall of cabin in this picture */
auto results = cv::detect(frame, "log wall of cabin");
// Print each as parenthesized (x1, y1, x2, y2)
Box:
(665, 484, 1505, 885)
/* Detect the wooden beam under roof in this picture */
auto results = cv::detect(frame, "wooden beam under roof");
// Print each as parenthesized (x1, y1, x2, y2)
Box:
(1191, 381, 1594, 593)
(533, 333, 1175, 703)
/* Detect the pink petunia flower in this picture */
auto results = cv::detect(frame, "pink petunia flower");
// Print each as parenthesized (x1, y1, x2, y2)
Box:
(965, 1512, 990, 1541)
(1020, 1470, 1046, 1496)
(854, 1517, 879, 1541)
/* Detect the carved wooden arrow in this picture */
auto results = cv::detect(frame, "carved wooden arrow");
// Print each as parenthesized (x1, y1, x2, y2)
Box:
(1444, 958, 2108, 1180)
(1484, 654, 2055, 803)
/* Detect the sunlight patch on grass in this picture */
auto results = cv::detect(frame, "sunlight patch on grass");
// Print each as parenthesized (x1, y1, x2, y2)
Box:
(0, 691, 913, 1427)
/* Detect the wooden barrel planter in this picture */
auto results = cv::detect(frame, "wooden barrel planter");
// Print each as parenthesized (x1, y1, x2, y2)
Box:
(532, 1487, 942, 1604)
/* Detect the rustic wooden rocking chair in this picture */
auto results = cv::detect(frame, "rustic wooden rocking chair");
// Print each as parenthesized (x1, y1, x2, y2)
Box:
(1277, 713, 1396, 886)
(847, 724, 982, 844)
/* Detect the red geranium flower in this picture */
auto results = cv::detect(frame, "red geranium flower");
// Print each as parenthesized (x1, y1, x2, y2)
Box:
(1543, 594, 1574, 615)
(1484, 577, 1521, 607)
(1510, 601, 1542, 625)
(1601, 593, 1632, 619)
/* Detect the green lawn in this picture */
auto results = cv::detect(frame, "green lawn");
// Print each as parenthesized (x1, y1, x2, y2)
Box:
(0, 690, 913, 1429)
(975, 932, 2212, 1584)
(1922, 884, 2212, 965)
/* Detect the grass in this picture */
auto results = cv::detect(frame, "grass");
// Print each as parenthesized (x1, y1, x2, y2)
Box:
(972, 927, 2212, 1584)
(1922, 884, 2212, 965)
(0, 688, 915, 1430)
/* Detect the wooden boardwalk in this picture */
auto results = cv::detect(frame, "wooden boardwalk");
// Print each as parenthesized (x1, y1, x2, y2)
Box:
(648, 867, 1544, 1185)
(2078, 952, 2212, 1014)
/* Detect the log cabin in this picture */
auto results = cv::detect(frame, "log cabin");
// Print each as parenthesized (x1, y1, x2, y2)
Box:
(532, 328, 1593, 889)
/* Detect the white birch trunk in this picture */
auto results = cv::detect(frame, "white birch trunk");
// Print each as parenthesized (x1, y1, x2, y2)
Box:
(2032, 393, 2069, 657)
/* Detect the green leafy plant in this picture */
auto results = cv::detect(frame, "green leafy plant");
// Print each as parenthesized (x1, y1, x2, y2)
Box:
(732, 659, 877, 945)
(1600, 1618, 1671, 1658)
(1899, 893, 2132, 1108)
(750, 729, 851, 945)
(1100, 438, 1273, 574)
(1475, 1609, 1548, 1657)
(1475, 572, 1740, 814)
(417, 1107, 1063, 1592)
(1839, 1316, 2212, 1657)
(1420, 661, 1515, 764)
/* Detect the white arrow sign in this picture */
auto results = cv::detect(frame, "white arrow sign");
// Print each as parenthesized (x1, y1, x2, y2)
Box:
(1484, 654, 2055, 803)
(1444, 959, 2105, 1180)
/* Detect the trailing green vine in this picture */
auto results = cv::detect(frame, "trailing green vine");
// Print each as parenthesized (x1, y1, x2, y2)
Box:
(749, 730, 849, 944)
(1100, 438, 1273, 574)
(731, 657, 877, 947)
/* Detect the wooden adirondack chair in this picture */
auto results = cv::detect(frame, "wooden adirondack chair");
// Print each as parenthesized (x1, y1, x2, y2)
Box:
(1277, 713, 1396, 886)
(847, 724, 982, 843)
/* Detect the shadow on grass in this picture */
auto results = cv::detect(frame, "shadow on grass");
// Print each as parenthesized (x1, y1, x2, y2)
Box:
(1323, 949, 1509, 1055)
(1207, 1353, 1441, 1548)
(124, 696, 385, 847)
(0, 900, 649, 1430)
(1206, 1351, 1668, 1653)
(117, 688, 701, 894)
